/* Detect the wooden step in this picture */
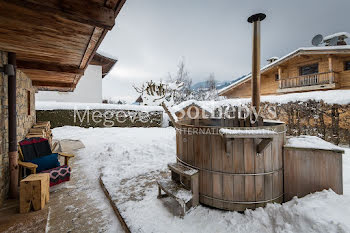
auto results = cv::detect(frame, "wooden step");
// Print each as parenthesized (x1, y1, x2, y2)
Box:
(167, 162, 198, 178)
(157, 179, 193, 203)
(157, 179, 193, 215)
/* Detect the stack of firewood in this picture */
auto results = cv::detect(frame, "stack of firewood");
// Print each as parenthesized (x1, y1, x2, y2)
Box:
(26, 121, 52, 146)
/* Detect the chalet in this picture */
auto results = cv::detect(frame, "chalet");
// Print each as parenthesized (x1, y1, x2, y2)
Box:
(36, 52, 117, 103)
(219, 33, 350, 98)
(0, 0, 126, 207)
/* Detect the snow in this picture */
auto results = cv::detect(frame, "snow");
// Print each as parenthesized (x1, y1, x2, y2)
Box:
(52, 126, 350, 233)
(36, 101, 163, 112)
(171, 90, 350, 117)
(218, 74, 251, 94)
(158, 179, 193, 202)
(219, 45, 350, 94)
(53, 127, 176, 188)
(219, 128, 277, 135)
(324, 32, 350, 41)
(259, 90, 350, 105)
(96, 50, 118, 61)
(285, 136, 345, 152)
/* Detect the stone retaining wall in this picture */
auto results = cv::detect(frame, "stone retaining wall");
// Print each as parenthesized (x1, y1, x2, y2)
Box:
(36, 109, 163, 128)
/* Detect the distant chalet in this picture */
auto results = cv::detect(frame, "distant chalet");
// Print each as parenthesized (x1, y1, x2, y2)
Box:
(220, 42, 350, 98)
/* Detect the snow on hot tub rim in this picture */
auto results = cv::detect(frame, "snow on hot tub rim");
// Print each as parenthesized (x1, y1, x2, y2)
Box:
(219, 128, 277, 136)
(175, 118, 286, 133)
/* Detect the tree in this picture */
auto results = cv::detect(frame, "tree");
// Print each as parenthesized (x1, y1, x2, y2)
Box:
(133, 80, 183, 106)
(189, 73, 222, 101)
(206, 73, 216, 91)
(167, 58, 192, 103)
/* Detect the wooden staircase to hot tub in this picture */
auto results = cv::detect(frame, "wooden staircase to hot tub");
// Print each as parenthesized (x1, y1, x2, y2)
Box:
(157, 162, 199, 216)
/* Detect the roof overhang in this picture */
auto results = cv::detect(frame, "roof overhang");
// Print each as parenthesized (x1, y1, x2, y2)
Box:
(219, 45, 350, 96)
(90, 53, 118, 78)
(0, 0, 126, 91)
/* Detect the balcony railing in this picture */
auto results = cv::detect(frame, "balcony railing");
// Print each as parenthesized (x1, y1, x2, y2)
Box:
(279, 71, 338, 90)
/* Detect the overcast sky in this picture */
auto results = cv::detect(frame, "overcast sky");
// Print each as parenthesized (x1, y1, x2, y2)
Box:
(98, 0, 350, 102)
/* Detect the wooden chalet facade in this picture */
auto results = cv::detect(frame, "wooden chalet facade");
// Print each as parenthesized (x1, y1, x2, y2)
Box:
(0, 0, 126, 206)
(219, 46, 350, 98)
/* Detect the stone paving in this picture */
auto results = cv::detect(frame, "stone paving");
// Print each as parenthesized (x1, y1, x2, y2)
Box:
(0, 140, 123, 233)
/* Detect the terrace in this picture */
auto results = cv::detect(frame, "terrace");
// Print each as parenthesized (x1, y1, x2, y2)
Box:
(278, 71, 339, 93)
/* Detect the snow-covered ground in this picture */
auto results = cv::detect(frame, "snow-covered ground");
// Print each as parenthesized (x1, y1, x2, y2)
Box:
(53, 127, 350, 233)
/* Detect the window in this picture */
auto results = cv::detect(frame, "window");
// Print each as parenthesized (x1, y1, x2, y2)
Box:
(345, 61, 350, 71)
(299, 63, 318, 76)
(275, 73, 279, 81)
(27, 90, 31, 115)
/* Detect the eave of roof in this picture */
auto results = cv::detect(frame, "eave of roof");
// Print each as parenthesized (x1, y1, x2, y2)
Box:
(219, 45, 350, 95)
(0, 0, 126, 92)
(90, 52, 118, 78)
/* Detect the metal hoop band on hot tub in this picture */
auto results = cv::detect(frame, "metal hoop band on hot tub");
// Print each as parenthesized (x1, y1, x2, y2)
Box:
(176, 156, 283, 176)
(201, 193, 284, 205)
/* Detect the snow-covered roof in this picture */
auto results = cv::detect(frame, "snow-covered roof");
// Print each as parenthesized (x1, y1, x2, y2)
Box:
(323, 32, 350, 41)
(95, 50, 118, 61)
(219, 45, 350, 95)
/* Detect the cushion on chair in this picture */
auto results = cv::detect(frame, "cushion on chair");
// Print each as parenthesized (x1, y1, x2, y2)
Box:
(20, 137, 52, 161)
(40, 165, 71, 187)
(29, 153, 60, 173)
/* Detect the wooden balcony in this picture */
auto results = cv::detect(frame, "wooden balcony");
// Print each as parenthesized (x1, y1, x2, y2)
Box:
(277, 71, 339, 93)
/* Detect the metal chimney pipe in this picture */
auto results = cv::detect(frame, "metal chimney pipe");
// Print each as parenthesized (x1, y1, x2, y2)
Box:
(248, 13, 266, 113)
(8, 52, 18, 199)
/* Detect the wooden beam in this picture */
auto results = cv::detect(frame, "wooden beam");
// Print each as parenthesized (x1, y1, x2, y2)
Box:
(79, 27, 105, 69)
(328, 55, 333, 72)
(17, 60, 84, 75)
(32, 81, 74, 88)
(114, 0, 127, 15)
(74, 28, 107, 85)
(277, 66, 282, 80)
(4, 0, 116, 30)
(256, 138, 273, 154)
(300, 55, 310, 59)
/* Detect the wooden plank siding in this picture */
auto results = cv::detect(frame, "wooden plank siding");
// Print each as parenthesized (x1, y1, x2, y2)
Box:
(0, 0, 125, 91)
(283, 147, 343, 202)
(222, 52, 350, 98)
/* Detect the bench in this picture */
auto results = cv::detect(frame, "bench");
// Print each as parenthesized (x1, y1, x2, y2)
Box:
(157, 162, 199, 216)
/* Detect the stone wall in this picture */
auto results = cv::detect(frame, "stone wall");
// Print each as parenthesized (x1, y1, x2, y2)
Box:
(0, 51, 36, 206)
(36, 109, 163, 128)
(0, 51, 8, 207)
(16, 69, 36, 141)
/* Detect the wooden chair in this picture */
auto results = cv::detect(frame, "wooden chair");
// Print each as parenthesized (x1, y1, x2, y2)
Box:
(18, 137, 74, 187)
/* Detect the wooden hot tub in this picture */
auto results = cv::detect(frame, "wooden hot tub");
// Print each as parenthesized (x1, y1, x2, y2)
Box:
(175, 118, 286, 211)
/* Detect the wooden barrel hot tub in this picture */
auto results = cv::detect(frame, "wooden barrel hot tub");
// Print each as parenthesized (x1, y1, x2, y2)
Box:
(175, 119, 285, 211)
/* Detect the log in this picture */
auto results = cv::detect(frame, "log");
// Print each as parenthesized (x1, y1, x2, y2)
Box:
(20, 174, 49, 213)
